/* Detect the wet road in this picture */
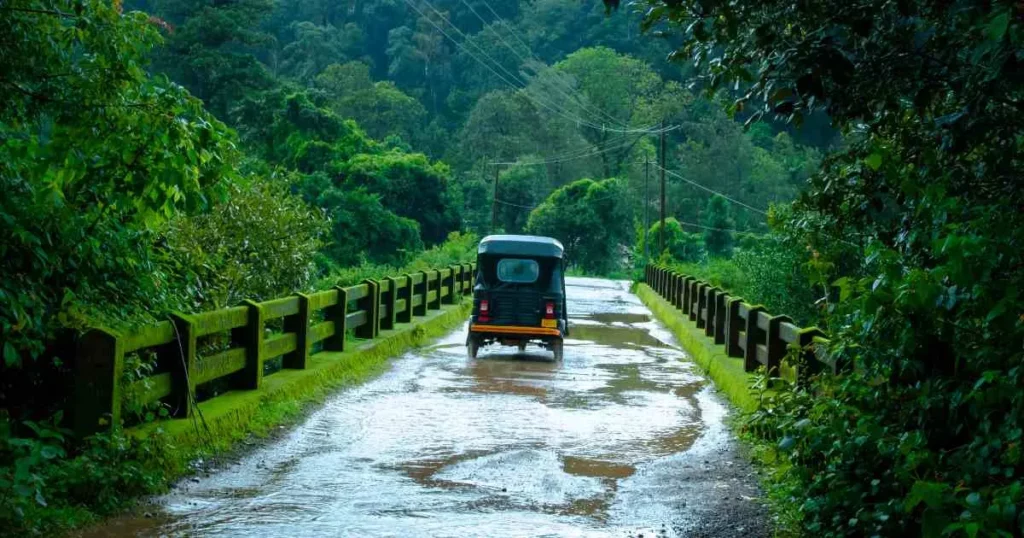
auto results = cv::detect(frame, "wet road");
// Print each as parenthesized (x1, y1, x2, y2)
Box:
(94, 278, 766, 537)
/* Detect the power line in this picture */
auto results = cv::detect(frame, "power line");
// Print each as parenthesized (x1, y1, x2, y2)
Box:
(488, 137, 637, 166)
(675, 220, 748, 234)
(494, 191, 624, 212)
(641, 160, 769, 216)
(460, 0, 632, 130)
(403, 0, 599, 130)
(406, 0, 674, 135)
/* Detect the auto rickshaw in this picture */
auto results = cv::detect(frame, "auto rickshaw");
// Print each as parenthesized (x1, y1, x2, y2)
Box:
(467, 235, 568, 360)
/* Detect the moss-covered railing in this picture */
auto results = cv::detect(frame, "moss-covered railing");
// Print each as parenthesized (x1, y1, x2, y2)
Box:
(71, 263, 476, 437)
(644, 264, 835, 383)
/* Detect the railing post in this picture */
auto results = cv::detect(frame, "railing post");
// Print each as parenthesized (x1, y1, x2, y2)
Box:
(689, 281, 700, 321)
(453, 265, 463, 297)
(673, 273, 682, 308)
(382, 277, 398, 331)
(235, 300, 265, 389)
(398, 275, 414, 323)
(796, 327, 829, 386)
(714, 293, 728, 345)
(72, 328, 124, 436)
(429, 271, 442, 310)
(725, 298, 743, 357)
(283, 293, 311, 369)
(695, 284, 708, 327)
(705, 287, 720, 338)
(324, 286, 348, 352)
(357, 279, 380, 338)
(168, 313, 197, 418)
(767, 315, 792, 378)
(415, 271, 429, 316)
(743, 306, 765, 372)
(681, 277, 692, 315)
(444, 267, 456, 305)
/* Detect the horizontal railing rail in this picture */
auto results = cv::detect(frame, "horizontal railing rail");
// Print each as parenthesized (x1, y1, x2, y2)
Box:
(72, 263, 476, 436)
(644, 264, 833, 384)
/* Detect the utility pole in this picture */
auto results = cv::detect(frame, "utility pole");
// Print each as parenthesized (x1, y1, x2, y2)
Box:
(644, 154, 650, 262)
(659, 120, 666, 254)
(491, 164, 500, 233)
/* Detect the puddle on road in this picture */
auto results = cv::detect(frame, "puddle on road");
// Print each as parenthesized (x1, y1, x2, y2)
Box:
(80, 278, 729, 538)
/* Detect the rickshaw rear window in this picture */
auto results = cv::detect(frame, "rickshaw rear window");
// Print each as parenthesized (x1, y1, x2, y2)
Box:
(496, 258, 540, 283)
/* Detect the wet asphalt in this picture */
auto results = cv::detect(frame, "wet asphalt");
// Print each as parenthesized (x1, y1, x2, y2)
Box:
(85, 278, 767, 538)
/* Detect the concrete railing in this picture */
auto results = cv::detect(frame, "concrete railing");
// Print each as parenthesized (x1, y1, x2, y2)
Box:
(72, 263, 476, 436)
(644, 264, 835, 383)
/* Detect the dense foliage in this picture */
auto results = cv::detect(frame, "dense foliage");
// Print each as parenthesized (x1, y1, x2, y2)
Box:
(620, 0, 1024, 535)
(1, 0, 834, 534)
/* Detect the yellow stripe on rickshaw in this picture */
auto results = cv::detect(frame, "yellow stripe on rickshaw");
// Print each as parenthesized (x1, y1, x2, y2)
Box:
(470, 324, 561, 337)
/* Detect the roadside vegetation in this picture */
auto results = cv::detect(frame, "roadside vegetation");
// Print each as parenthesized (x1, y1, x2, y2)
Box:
(611, 0, 1024, 536)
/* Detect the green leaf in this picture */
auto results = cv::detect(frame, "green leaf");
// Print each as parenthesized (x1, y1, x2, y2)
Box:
(3, 342, 19, 367)
(832, 276, 852, 302)
(864, 153, 883, 171)
(987, 12, 1010, 41)
(905, 481, 949, 512)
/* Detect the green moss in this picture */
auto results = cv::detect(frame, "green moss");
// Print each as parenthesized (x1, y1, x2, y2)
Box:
(135, 301, 470, 463)
(635, 284, 762, 411)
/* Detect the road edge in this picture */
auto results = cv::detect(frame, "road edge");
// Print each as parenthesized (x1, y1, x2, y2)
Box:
(634, 283, 762, 412)
(634, 282, 801, 536)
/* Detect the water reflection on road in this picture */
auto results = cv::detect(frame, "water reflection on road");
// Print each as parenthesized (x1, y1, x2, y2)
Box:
(87, 278, 764, 537)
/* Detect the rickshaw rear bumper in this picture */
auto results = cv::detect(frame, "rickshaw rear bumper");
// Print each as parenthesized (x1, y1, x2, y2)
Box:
(469, 324, 562, 338)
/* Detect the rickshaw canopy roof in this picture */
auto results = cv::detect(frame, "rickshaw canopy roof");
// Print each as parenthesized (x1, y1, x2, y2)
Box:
(478, 235, 564, 259)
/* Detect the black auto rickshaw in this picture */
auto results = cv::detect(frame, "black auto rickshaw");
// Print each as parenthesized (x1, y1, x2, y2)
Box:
(467, 235, 568, 360)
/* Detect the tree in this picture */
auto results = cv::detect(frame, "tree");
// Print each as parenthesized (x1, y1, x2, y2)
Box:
(649, 218, 704, 263)
(526, 177, 631, 273)
(277, 22, 364, 81)
(151, 0, 277, 119)
(702, 195, 734, 257)
(337, 151, 461, 246)
(314, 62, 427, 143)
(495, 165, 549, 234)
(297, 173, 423, 266)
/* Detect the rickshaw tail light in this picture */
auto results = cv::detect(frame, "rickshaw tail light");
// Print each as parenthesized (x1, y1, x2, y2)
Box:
(545, 301, 555, 318)
(480, 300, 489, 313)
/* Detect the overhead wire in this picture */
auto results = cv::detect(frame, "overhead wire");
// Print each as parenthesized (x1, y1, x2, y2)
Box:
(405, 0, 672, 134)
(641, 160, 769, 216)
(459, 0, 633, 130)
(488, 136, 638, 166)
(402, 0, 606, 130)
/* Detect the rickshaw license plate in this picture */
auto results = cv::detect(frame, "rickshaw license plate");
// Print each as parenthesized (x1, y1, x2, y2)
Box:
(541, 319, 558, 328)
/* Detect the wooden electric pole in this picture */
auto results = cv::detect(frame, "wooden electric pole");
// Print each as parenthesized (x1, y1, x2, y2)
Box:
(644, 154, 650, 262)
(659, 120, 666, 254)
(491, 164, 500, 233)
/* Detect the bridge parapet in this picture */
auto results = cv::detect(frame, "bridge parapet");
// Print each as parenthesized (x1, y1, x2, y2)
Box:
(645, 264, 833, 384)
(71, 263, 476, 437)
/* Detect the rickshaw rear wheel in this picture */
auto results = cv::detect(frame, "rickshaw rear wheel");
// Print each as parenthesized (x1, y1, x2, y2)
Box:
(551, 339, 564, 362)
(467, 336, 480, 360)
(517, 342, 526, 352)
